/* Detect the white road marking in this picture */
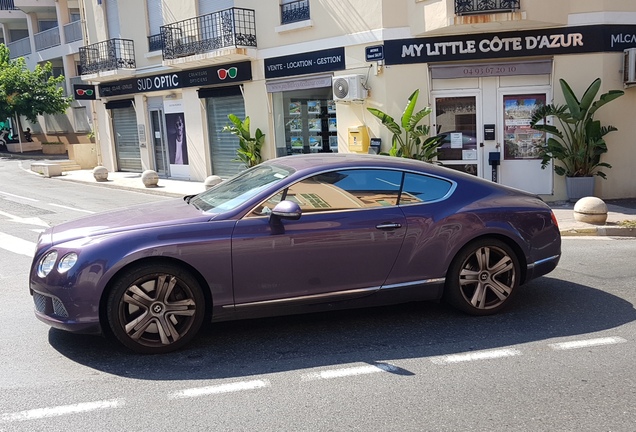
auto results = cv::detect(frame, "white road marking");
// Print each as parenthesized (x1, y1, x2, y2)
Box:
(0, 190, 39, 202)
(549, 337, 627, 350)
(0, 399, 124, 423)
(168, 380, 270, 399)
(302, 363, 398, 381)
(431, 349, 522, 364)
(0, 210, 49, 227)
(0, 233, 36, 257)
(48, 203, 95, 214)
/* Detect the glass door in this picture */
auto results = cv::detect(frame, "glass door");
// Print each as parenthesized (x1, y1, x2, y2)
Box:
(433, 95, 479, 176)
(150, 109, 169, 177)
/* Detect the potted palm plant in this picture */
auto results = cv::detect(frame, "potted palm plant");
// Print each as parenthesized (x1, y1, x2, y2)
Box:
(367, 89, 443, 162)
(222, 114, 265, 168)
(530, 78, 624, 201)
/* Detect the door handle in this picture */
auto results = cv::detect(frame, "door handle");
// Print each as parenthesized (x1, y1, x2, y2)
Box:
(375, 223, 402, 230)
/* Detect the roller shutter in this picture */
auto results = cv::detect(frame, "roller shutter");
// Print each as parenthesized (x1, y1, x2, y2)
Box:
(112, 106, 141, 172)
(206, 94, 245, 177)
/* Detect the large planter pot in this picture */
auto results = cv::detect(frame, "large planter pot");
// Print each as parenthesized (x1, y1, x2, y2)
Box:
(565, 176, 595, 202)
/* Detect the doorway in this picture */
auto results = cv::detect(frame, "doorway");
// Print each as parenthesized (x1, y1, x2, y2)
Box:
(149, 109, 169, 177)
(432, 77, 552, 194)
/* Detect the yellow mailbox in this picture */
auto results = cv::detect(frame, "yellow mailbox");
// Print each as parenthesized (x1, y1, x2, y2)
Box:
(348, 126, 370, 153)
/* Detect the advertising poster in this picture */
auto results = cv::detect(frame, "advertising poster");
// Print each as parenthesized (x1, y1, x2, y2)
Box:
(503, 94, 546, 160)
(163, 100, 190, 179)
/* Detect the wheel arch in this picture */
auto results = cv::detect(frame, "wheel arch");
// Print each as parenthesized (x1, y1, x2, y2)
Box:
(97, 256, 214, 337)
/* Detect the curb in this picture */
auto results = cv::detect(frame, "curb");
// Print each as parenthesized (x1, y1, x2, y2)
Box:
(560, 226, 636, 237)
(50, 175, 187, 198)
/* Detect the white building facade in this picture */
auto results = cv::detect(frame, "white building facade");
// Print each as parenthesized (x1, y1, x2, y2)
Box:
(77, 0, 636, 201)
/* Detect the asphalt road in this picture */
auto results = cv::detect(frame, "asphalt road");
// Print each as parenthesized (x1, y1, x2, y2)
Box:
(1, 158, 635, 431)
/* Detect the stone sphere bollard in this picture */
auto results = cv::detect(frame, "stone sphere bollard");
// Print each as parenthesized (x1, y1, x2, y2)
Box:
(141, 170, 159, 188)
(204, 175, 223, 190)
(92, 166, 109, 182)
(573, 196, 608, 225)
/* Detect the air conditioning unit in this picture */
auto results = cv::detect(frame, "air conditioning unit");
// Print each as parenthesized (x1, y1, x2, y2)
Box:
(623, 48, 636, 86)
(332, 75, 368, 101)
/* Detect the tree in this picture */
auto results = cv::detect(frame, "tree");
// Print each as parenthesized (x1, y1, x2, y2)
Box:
(0, 44, 71, 139)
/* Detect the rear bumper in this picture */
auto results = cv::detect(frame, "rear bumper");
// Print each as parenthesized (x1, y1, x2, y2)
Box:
(526, 254, 561, 282)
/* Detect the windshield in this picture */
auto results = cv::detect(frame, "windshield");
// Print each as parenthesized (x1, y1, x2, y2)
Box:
(190, 164, 295, 212)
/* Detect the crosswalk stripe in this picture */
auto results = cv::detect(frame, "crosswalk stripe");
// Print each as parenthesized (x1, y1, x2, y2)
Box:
(0, 232, 36, 257)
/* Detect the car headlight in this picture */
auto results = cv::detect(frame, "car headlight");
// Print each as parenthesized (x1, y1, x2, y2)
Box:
(57, 253, 78, 274)
(37, 251, 58, 278)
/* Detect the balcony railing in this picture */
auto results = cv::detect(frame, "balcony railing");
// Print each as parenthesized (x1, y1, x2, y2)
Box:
(455, 0, 520, 15)
(7, 37, 30, 59)
(79, 38, 136, 75)
(161, 7, 256, 60)
(64, 20, 83, 43)
(0, 0, 17, 10)
(281, 0, 310, 25)
(148, 33, 163, 52)
(34, 26, 60, 51)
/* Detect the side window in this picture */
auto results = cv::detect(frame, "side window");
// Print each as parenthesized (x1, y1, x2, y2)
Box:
(400, 173, 453, 204)
(250, 169, 402, 216)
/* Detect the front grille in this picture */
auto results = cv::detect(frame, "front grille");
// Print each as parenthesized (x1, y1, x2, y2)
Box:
(33, 292, 69, 318)
(33, 292, 47, 313)
(52, 298, 69, 318)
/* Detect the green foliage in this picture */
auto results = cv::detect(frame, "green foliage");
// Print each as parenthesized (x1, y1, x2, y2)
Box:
(530, 78, 624, 178)
(222, 114, 265, 168)
(0, 44, 71, 127)
(367, 89, 443, 162)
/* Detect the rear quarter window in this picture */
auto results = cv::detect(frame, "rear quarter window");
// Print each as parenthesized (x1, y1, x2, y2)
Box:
(400, 173, 453, 204)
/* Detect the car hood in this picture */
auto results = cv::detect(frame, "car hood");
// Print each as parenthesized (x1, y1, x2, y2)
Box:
(47, 198, 212, 245)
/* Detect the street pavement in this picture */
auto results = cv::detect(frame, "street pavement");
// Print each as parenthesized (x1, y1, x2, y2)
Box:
(4, 151, 636, 237)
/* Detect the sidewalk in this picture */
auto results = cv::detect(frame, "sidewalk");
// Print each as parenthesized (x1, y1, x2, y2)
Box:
(5, 152, 636, 237)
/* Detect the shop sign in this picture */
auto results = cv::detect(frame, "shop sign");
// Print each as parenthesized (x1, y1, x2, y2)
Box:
(365, 45, 384, 62)
(99, 61, 252, 97)
(73, 84, 97, 100)
(265, 47, 345, 79)
(384, 24, 636, 65)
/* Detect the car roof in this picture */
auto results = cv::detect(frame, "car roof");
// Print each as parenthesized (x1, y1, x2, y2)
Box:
(263, 153, 537, 198)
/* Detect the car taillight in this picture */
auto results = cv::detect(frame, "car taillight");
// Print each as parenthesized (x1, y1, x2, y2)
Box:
(550, 211, 559, 229)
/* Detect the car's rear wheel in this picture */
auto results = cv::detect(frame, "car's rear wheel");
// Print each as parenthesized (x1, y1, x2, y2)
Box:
(106, 263, 205, 354)
(444, 239, 520, 315)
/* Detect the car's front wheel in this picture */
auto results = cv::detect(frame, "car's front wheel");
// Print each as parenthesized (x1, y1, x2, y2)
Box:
(444, 239, 520, 315)
(106, 262, 205, 354)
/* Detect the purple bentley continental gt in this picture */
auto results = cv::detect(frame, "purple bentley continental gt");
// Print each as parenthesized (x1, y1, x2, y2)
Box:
(29, 154, 561, 354)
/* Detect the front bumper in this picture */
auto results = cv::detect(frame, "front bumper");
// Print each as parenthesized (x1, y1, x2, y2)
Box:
(31, 290, 102, 334)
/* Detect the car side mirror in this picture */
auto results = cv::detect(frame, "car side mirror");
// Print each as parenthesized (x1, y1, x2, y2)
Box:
(271, 200, 302, 221)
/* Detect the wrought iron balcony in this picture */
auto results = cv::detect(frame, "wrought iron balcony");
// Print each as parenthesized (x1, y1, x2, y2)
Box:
(455, 0, 520, 15)
(79, 39, 136, 75)
(161, 7, 256, 60)
(281, 0, 310, 25)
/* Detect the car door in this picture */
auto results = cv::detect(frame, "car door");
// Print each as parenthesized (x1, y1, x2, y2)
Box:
(231, 168, 407, 307)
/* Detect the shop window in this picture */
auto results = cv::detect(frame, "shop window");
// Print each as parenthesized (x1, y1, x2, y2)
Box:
(274, 87, 337, 157)
(503, 94, 546, 160)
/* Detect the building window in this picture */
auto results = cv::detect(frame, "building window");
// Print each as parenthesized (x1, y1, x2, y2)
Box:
(280, 0, 310, 25)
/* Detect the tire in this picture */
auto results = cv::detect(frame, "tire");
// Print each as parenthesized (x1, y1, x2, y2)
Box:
(444, 239, 520, 316)
(106, 262, 205, 354)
